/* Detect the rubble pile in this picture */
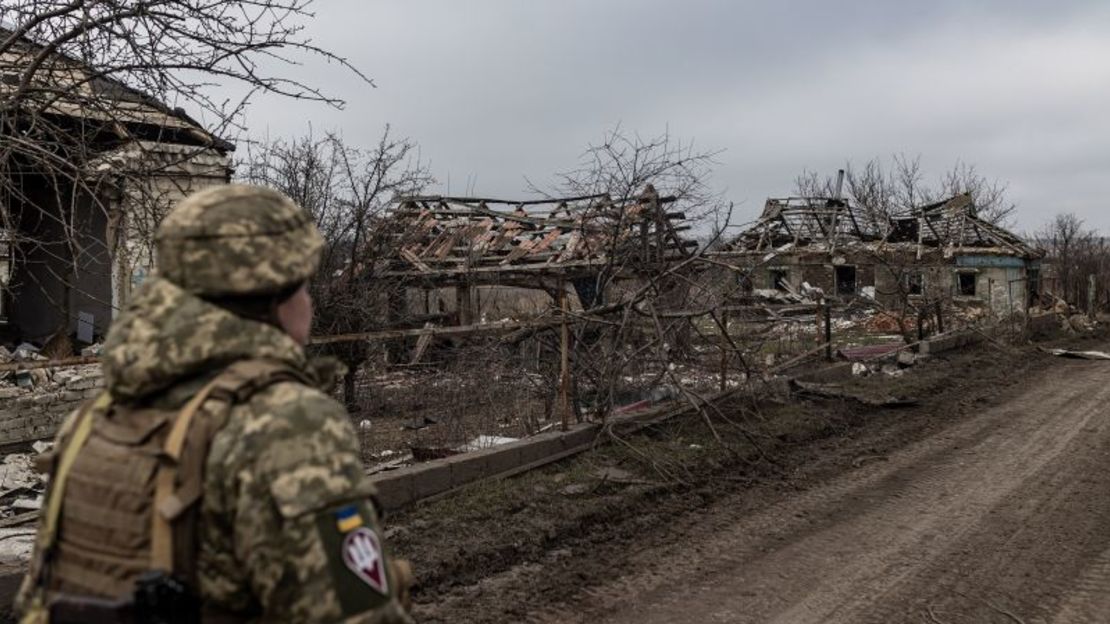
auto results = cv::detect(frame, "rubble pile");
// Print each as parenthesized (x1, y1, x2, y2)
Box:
(0, 344, 105, 446)
(0, 443, 51, 566)
(1027, 295, 1100, 334)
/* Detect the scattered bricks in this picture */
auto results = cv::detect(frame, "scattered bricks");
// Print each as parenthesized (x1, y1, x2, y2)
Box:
(65, 378, 102, 391)
(82, 388, 101, 398)
(62, 391, 85, 402)
(0, 387, 25, 400)
(32, 393, 56, 406)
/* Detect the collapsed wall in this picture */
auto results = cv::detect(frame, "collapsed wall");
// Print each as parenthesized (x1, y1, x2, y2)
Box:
(0, 365, 103, 446)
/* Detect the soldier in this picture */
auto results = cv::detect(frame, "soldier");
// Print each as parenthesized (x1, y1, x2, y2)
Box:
(16, 184, 414, 623)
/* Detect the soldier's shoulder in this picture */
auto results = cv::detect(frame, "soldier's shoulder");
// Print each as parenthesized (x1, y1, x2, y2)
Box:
(209, 379, 358, 473)
(244, 379, 349, 432)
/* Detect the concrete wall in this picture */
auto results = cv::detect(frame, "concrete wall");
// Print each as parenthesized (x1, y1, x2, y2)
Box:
(729, 249, 1034, 318)
(107, 142, 231, 308)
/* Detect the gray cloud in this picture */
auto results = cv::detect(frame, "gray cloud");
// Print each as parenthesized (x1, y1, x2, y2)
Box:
(227, 0, 1110, 233)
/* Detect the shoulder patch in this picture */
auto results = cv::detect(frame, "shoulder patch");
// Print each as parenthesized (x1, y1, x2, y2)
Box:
(335, 505, 364, 532)
(315, 501, 392, 615)
(341, 527, 389, 594)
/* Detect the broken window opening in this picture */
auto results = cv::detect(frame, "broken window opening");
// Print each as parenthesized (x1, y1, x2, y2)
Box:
(957, 271, 977, 297)
(834, 265, 857, 296)
(769, 268, 790, 292)
(904, 271, 924, 296)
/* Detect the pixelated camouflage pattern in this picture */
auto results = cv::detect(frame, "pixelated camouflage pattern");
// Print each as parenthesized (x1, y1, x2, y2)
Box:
(155, 184, 324, 297)
(98, 278, 413, 623)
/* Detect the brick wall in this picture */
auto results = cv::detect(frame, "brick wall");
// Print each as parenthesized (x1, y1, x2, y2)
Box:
(0, 366, 103, 446)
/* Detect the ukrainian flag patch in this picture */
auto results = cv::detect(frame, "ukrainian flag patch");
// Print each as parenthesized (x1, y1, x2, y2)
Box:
(335, 505, 363, 532)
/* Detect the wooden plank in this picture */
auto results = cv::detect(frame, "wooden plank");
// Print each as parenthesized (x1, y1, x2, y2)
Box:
(409, 322, 435, 364)
(309, 317, 584, 345)
(399, 248, 431, 272)
(0, 511, 39, 528)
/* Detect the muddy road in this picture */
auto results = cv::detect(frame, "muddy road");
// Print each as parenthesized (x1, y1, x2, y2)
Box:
(527, 355, 1110, 624)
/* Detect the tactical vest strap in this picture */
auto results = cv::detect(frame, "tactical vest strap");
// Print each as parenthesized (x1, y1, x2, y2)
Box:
(150, 358, 307, 573)
(150, 375, 225, 573)
(26, 357, 308, 621)
(39, 393, 112, 562)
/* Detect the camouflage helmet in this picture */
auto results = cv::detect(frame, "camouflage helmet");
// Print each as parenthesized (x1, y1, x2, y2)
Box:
(155, 184, 323, 297)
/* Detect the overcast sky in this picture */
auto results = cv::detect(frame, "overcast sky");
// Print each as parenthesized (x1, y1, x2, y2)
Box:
(225, 0, 1110, 233)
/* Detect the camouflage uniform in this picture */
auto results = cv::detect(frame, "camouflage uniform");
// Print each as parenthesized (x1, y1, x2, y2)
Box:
(18, 185, 413, 623)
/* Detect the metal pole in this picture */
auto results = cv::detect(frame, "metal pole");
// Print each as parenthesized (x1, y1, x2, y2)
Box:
(719, 309, 729, 392)
(558, 283, 571, 431)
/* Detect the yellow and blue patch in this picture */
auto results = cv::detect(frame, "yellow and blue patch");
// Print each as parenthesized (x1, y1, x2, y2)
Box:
(335, 505, 363, 533)
(317, 501, 390, 614)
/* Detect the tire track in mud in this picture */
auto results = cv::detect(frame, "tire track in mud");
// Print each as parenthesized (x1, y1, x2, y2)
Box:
(528, 358, 1110, 624)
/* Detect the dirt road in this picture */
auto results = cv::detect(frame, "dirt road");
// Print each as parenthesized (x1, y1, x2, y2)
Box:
(530, 355, 1110, 623)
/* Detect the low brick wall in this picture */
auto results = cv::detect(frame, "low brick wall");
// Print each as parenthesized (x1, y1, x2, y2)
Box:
(368, 376, 797, 511)
(371, 423, 600, 510)
(920, 329, 983, 355)
(0, 367, 103, 446)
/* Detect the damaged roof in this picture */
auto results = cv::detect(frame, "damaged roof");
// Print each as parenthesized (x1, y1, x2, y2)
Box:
(0, 26, 232, 151)
(729, 196, 880, 251)
(726, 193, 1042, 259)
(887, 194, 1041, 258)
(384, 186, 696, 279)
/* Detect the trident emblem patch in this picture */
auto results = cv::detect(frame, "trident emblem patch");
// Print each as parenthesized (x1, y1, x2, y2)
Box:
(341, 527, 389, 594)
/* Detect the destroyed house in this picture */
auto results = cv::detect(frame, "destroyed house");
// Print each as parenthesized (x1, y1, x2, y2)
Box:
(0, 27, 232, 344)
(717, 193, 1044, 315)
(380, 188, 695, 328)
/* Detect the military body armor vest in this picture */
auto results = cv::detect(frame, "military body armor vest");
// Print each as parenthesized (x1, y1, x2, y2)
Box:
(23, 359, 306, 622)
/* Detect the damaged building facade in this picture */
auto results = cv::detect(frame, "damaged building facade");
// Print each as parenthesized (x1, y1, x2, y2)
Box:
(0, 27, 231, 345)
(717, 193, 1044, 317)
(382, 187, 693, 331)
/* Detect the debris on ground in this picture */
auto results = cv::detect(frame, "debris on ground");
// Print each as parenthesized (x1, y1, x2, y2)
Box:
(792, 380, 917, 408)
(458, 435, 519, 452)
(837, 344, 904, 361)
(1039, 347, 1110, 360)
(400, 415, 440, 431)
(0, 446, 50, 566)
(560, 483, 590, 496)
(0, 528, 37, 565)
(0, 454, 42, 493)
(79, 342, 103, 357)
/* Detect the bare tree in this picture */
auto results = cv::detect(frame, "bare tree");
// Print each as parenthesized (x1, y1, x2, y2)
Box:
(936, 160, 1016, 226)
(240, 127, 433, 404)
(540, 126, 723, 218)
(1032, 213, 1105, 310)
(794, 155, 1016, 230)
